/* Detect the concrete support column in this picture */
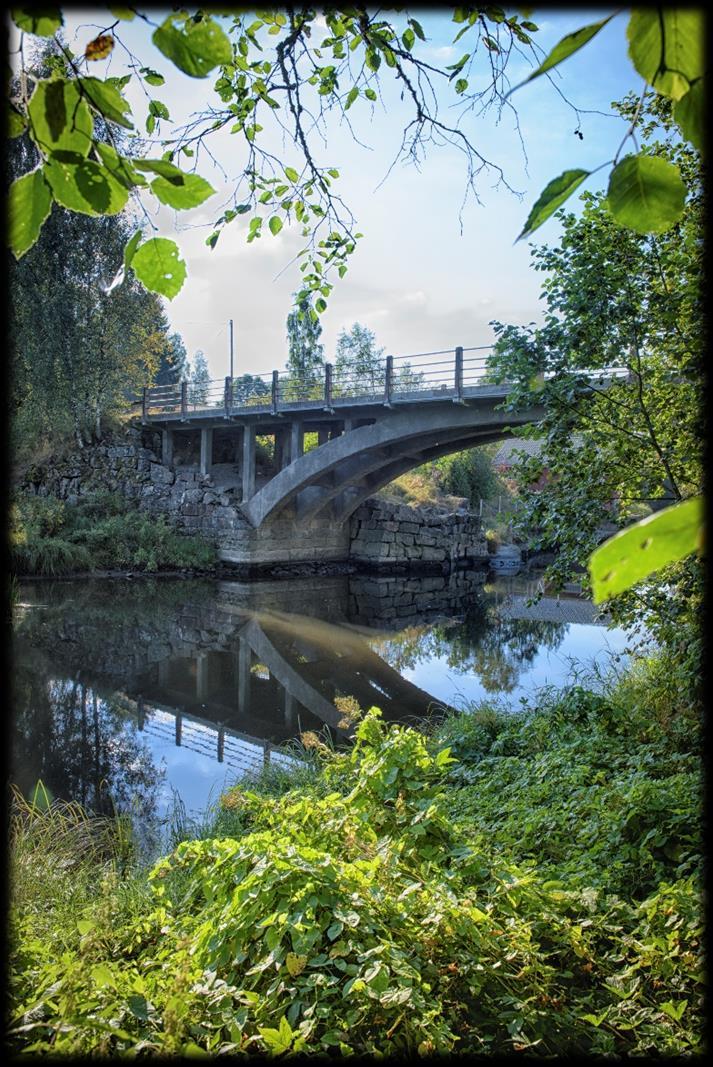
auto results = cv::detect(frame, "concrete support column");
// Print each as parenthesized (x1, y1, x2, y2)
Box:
(196, 653, 209, 703)
(242, 424, 256, 500)
(284, 689, 295, 728)
(343, 419, 354, 432)
(200, 427, 213, 475)
(290, 420, 304, 460)
(237, 637, 251, 716)
(317, 426, 329, 446)
(161, 428, 174, 466)
(175, 712, 183, 747)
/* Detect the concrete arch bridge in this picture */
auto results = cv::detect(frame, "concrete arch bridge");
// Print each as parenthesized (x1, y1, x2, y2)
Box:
(137, 346, 623, 566)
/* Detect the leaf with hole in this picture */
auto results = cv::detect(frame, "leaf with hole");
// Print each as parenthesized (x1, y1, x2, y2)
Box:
(43, 157, 129, 215)
(606, 154, 686, 235)
(588, 496, 703, 603)
(517, 169, 589, 241)
(131, 237, 187, 299)
(153, 14, 232, 78)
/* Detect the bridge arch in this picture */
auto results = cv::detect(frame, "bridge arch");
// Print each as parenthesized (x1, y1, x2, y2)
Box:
(242, 398, 544, 528)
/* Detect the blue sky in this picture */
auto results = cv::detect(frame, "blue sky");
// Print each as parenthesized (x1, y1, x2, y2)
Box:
(11, 8, 642, 379)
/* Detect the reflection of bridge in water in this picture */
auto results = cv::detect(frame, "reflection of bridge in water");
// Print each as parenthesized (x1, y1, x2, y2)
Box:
(16, 568, 603, 786)
(126, 605, 449, 775)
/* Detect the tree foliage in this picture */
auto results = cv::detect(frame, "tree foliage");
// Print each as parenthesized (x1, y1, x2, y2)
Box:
(285, 293, 324, 390)
(487, 94, 702, 640)
(335, 322, 385, 393)
(6, 7, 705, 310)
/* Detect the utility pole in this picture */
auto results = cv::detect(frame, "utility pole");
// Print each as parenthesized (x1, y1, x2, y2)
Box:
(229, 318, 234, 379)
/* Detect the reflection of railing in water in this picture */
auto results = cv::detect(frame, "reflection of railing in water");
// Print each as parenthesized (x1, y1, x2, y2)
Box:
(135, 696, 297, 778)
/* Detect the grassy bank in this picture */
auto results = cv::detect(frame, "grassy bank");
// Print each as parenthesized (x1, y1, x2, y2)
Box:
(10, 490, 216, 577)
(8, 650, 703, 1057)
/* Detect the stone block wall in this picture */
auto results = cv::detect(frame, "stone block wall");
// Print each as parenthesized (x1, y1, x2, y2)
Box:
(349, 498, 487, 570)
(20, 430, 486, 571)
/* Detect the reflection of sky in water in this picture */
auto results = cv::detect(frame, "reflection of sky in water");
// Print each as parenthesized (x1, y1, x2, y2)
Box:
(403, 623, 630, 710)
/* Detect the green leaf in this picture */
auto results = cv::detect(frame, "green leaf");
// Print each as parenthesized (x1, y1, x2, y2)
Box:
(517, 169, 589, 241)
(606, 154, 686, 235)
(43, 157, 129, 215)
(660, 999, 688, 1021)
(108, 6, 135, 19)
(627, 10, 703, 101)
(28, 79, 93, 156)
(77, 919, 95, 935)
(149, 98, 170, 120)
(673, 79, 704, 152)
(127, 994, 149, 1020)
(29, 779, 53, 810)
(151, 171, 215, 209)
(588, 497, 703, 603)
(364, 87, 377, 101)
(284, 166, 299, 182)
(8, 105, 28, 137)
(91, 963, 115, 988)
(123, 229, 143, 270)
(8, 169, 52, 258)
(95, 143, 147, 189)
(140, 67, 165, 86)
(78, 76, 133, 128)
(512, 17, 612, 93)
(131, 237, 187, 299)
(268, 215, 283, 235)
(153, 14, 232, 78)
(11, 8, 63, 35)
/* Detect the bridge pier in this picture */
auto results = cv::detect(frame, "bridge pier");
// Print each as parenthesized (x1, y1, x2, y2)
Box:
(242, 425, 256, 499)
(162, 428, 174, 466)
(200, 428, 213, 476)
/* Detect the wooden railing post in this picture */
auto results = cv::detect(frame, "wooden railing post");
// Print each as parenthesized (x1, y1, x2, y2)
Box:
(180, 380, 188, 421)
(272, 370, 280, 414)
(384, 354, 393, 407)
(324, 362, 333, 411)
(454, 346, 464, 403)
(141, 387, 148, 423)
(224, 376, 232, 418)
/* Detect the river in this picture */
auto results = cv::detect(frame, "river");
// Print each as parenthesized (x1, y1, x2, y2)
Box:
(11, 570, 629, 845)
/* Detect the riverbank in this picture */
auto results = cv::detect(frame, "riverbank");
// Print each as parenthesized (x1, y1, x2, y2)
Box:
(8, 645, 703, 1056)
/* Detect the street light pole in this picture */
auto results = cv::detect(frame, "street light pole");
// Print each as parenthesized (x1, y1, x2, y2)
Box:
(229, 318, 234, 379)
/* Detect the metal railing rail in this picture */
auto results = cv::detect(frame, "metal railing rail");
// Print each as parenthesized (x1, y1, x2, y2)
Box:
(139, 345, 630, 421)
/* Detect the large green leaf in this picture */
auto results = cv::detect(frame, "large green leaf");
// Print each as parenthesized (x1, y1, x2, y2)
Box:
(150, 172, 216, 209)
(627, 9, 704, 101)
(132, 158, 191, 180)
(95, 143, 147, 189)
(43, 157, 129, 215)
(511, 17, 612, 93)
(131, 237, 187, 299)
(11, 8, 63, 36)
(606, 154, 686, 234)
(8, 169, 52, 258)
(152, 14, 232, 78)
(674, 80, 704, 153)
(517, 169, 589, 241)
(123, 229, 143, 270)
(589, 496, 703, 603)
(78, 77, 133, 129)
(28, 79, 93, 156)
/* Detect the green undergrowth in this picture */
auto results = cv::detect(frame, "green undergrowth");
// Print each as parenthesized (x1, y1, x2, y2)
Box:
(8, 653, 703, 1057)
(10, 490, 216, 576)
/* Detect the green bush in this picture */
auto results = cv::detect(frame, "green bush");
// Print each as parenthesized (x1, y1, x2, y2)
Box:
(8, 707, 704, 1057)
(11, 491, 216, 576)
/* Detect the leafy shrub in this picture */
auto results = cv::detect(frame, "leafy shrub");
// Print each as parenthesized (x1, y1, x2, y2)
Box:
(8, 709, 704, 1057)
(11, 491, 216, 575)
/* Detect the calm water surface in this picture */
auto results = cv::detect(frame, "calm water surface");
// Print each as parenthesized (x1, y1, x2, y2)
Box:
(12, 571, 629, 838)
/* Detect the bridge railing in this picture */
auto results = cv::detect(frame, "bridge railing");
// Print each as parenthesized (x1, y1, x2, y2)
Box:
(139, 347, 631, 420)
